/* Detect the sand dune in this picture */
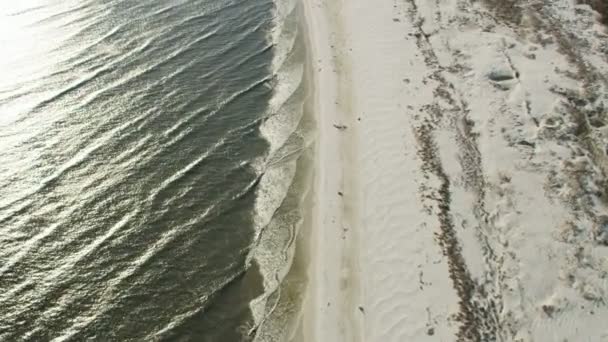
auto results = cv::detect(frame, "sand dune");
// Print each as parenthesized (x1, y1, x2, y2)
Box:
(297, 0, 608, 341)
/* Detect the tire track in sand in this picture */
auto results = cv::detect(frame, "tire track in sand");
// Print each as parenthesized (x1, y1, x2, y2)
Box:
(405, 1, 501, 340)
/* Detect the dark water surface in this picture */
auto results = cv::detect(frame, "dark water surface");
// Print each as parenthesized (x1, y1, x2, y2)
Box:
(0, 0, 308, 340)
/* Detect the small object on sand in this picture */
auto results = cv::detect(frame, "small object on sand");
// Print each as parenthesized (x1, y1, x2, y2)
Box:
(517, 140, 535, 148)
(333, 124, 348, 130)
(542, 304, 555, 318)
(427, 327, 435, 336)
(358, 306, 365, 314)
(338, 191, 343, 196)
(487, 69, 515, 82)
(594, 215, 608, 245)
(393, 18, 400, 22)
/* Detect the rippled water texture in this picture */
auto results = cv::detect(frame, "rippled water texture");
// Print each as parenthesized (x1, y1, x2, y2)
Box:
(0, 0, 279, 340)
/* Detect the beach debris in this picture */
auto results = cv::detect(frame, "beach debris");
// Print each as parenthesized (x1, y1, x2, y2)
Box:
(517, 140, 536, 148)
(393, 18, 401, 22)
(542, 304, 555, 318)
(338, 191, 343, 196)
(342, 227, 348, 239)
(358, 306, 365, 314)
(487, 68, 515, 82)
(333, 124, 348, 130)
(427, 327, 435, 336)
(418, 270, 426, 290)
(594, 215, 608, 245)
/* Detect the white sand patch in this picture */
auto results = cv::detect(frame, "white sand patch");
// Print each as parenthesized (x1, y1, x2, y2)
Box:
(296, 0, 608, 340)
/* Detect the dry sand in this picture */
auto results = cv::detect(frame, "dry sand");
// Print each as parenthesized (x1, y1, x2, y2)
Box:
(297, 0, 608, 341)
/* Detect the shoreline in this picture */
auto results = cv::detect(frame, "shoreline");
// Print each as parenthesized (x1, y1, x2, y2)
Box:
(296, 0, 362, 341)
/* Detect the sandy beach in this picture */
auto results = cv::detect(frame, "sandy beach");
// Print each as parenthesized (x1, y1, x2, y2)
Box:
(297, 0, 608, 341)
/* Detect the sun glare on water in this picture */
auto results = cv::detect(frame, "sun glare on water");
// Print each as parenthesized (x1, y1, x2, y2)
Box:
(0, 1, 71, 126)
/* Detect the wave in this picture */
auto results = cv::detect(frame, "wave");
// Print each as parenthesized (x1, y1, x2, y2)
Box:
(0, 0, 296, 340)
(236, 0, 315, 339)
(0, 168, 263, 340)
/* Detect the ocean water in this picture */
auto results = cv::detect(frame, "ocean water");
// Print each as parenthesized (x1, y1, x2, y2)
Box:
(0, 0, 310, 341)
